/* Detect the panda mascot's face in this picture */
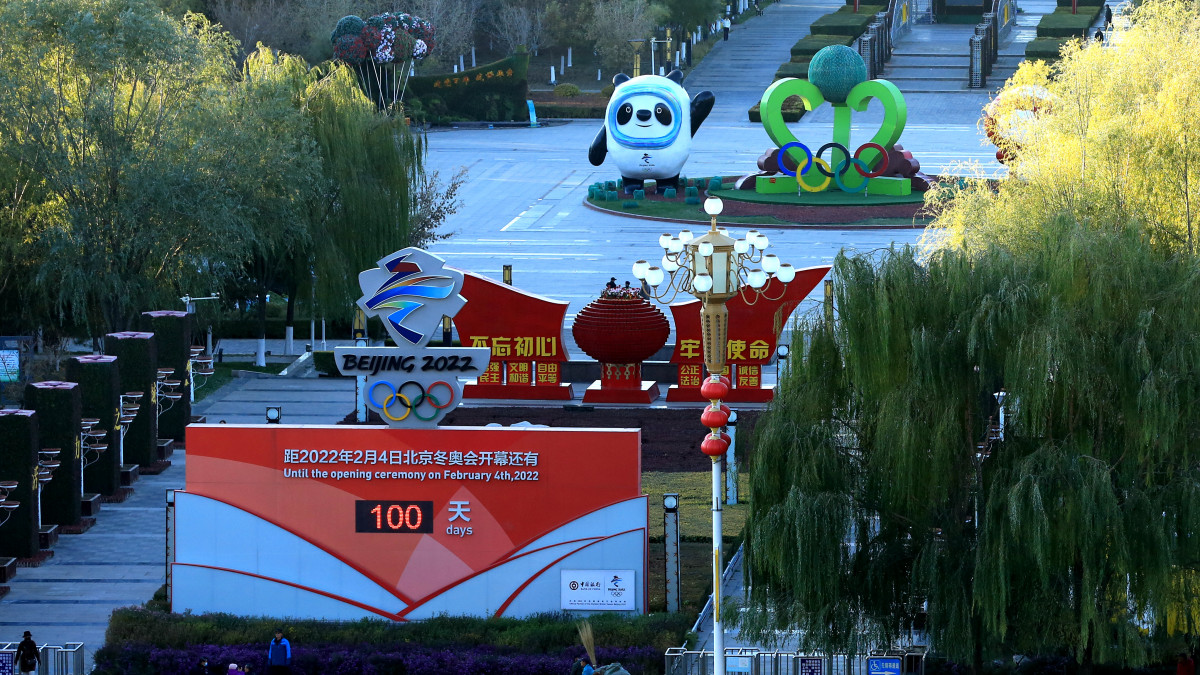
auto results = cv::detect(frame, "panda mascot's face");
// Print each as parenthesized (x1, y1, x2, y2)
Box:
(605, 76, 691, 179)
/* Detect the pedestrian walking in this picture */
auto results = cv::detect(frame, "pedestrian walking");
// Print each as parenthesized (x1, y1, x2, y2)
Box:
(754, 0, 763, 15)
(1094, 28, 1104, 42)
(722, 16, 731, 40)
(1104, 3, 1113, 29)
(15, 631, 39, 675)
(267, 628, 292, 675)
(189, 656, 213, 675)
(227, 664, 244, 675)
(571, 656, 587, 675)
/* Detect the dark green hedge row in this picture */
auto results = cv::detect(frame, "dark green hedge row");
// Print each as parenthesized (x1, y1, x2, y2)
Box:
(407, 52, 531, 122)
(1024, 36, 1072, 60)
(104, 607, 691, 654)
(535, 103, 606, 118)
(809, 5, 886, 36)
(66, 356, 122, 496)
(790, 33, 856, 58)
(24, 382, 82, 526)
(748, 98, 808, 123)
(774, 60, 811, 80)
(1036, 5, 1102, 37)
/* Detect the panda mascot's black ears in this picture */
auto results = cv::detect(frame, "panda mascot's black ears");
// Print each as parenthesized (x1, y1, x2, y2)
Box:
(667, 69, 684, 85)
(613, 73, 631, 86)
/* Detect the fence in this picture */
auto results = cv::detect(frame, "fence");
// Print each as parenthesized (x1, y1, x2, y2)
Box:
(967, 11, 999, 87)
(665, 649, 927, 675)
(0, 643, 87, 675)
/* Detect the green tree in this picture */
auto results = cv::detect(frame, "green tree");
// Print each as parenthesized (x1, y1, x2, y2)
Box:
(586, 0, 667, 71)
(740, 220, 1200, 673)
(925, 0, 1200, 256)
(0, 0, 247, 333)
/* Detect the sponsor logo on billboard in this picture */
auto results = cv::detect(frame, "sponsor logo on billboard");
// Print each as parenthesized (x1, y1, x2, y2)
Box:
(561, 569, 635, 611)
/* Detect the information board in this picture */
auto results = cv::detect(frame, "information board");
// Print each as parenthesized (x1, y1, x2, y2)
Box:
(0, 651, 13, 675)
(0, 350, 18, 383)
(869, 657, 903, 675)
(799, 657, 825, 675)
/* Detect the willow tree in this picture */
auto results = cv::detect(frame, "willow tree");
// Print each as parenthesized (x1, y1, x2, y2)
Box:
(740, 219, 1200, 673)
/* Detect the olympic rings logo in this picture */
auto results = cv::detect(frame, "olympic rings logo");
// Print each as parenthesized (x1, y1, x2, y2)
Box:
(777, 141, 888, 193)
(368, 380, 455, 422)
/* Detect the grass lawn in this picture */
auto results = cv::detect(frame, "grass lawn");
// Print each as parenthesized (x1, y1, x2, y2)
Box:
(193, 361, 289, 403)
(644, 471, 750, 615)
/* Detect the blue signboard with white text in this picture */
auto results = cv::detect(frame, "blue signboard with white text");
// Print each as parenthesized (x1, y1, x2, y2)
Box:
(869, 657, 903, 675)
(0, 651, 14, 675)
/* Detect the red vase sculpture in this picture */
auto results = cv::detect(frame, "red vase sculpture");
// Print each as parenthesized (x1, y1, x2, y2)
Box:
(572, 294, 670, 403)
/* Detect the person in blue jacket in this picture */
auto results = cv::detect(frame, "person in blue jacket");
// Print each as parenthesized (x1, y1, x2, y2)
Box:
(266, 629, 291, 674)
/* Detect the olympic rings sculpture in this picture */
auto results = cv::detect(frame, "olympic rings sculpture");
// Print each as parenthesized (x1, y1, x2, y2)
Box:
(777, 141, 888, 193)
(368, 380, 455, 422)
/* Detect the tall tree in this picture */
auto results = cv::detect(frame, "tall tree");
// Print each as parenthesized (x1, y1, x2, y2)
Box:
(586, 0, 666, 71)
(740, 219, 1200, 673)
(0, 0, 247, 333)
(925, 0, 1200, 256)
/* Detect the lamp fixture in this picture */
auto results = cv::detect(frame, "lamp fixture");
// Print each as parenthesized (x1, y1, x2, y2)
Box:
(265, 406, 282, 424)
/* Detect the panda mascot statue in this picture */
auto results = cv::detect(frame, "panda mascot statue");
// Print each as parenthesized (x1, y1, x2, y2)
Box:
(588, 70, 715, 193)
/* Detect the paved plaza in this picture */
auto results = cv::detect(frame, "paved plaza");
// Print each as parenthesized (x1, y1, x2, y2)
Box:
(1, 0, 1020, 665)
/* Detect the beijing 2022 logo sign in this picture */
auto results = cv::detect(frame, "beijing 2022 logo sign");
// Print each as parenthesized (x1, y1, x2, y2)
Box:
(334, 248, 491, 428)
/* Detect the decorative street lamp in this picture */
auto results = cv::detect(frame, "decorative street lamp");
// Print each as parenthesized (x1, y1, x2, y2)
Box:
(632, 196, 797, 675)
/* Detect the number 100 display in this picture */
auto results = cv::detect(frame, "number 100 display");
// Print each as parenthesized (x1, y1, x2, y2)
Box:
(355, 500, 433, 533)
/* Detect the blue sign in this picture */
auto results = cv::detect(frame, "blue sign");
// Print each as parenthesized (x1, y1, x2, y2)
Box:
(869, 657, 903, 675)
(800, 657, 825, 675)
(0, 651, 14, 675)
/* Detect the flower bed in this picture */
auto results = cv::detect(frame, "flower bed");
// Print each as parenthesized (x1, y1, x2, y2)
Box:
(96, 608, 691, 675)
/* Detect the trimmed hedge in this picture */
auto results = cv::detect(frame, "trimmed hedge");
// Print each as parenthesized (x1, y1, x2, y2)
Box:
(96, 608, 692, 675)
(408, 52, 531, 122)
(1036, 5, 1102, 37)
(94, 643, 662, 675)
(105, 332, 158, 468)
(791, 34, 856, 58)
(535, 102, 606, 118)
(1024, 36, 1073, 60)
(141, 311, 192, 444)
(809, 5, 886, 36)
(748, 96, 809, 123)
(774, 60, 811, 80)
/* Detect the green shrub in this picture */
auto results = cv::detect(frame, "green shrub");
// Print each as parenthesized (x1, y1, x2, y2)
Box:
(1025, 36, 1072, 60)
(790, 34, 856, 57)
(104, 607, 692, 653)
(664, 187, 677, 199)
(634, 189, 646, 200)
(809, 5, 886, 36)
(1036, 5, 1102, 37)
(601, 84, 615, 98)
(774, 61, 811, 80)
(312, 351, 336, 375)
(553, 83, 581, 98)
(748, 98, 808, 123)
(535, 103, 606, 118)
(622, 199, 639, 207)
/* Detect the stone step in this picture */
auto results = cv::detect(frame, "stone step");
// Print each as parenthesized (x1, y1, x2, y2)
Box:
(884, 79, 973, 92)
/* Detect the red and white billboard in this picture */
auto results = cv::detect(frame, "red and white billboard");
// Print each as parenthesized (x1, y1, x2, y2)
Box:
(172, 425, 646, 620)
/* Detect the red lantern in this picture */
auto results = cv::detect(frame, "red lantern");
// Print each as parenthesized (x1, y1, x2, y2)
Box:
(701, 406, 729, 429)
(701, 433, 729, 457)
(720, 403, 731, 419)
(720, 431, 732, 446)
(700, 376, 729, 401)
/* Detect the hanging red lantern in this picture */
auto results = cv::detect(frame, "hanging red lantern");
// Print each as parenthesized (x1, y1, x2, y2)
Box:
(720, 431, 732, 446)
(701, 433, 729, 457)
(700, 376, 729, 401)
(700, 405, 729, 429)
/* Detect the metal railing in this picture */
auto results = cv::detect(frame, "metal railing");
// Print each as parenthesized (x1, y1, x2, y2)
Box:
(0, 643, 87, 675)
(666, 649, 927, 675)
(968, 11, 998, 88)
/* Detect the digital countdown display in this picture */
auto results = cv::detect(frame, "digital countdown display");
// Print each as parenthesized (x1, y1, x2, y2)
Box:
(354, 500, 433, 533)
(174, 424, 647, 620)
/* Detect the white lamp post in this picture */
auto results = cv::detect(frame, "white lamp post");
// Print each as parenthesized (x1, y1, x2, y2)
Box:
(633, 197, 795, 675)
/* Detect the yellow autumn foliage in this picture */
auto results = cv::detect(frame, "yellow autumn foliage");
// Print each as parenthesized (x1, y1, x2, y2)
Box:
(922, 0, 1200, 255)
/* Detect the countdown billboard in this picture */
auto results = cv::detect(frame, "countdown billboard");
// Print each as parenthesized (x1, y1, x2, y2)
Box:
(171, 425, 646, 620)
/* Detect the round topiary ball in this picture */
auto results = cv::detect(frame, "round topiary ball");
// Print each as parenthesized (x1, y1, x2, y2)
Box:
(331, 15, 365, 43)
(807, 45, 868, 104)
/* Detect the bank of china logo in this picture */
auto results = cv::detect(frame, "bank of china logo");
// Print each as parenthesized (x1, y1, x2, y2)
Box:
(360, 250, 465, 348)
(335, 248, 489, 428)
(569, 581, 580, 591)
